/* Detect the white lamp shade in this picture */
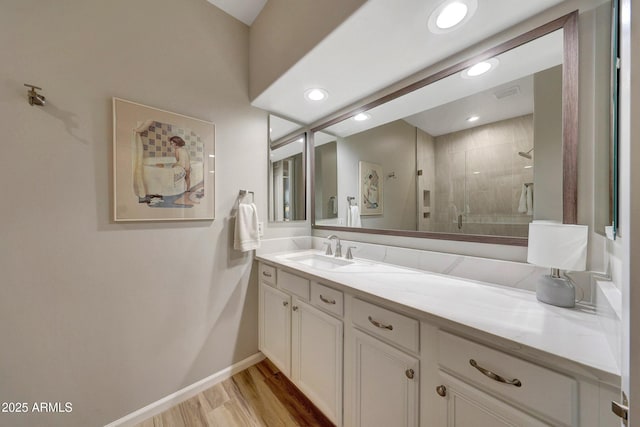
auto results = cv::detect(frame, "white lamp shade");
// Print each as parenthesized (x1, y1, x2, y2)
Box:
(527, 222, 588, 271)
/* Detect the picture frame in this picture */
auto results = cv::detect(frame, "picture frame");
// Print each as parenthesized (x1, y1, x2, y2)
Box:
(358, 160, 383, 215)
(113, 98, 215, 221)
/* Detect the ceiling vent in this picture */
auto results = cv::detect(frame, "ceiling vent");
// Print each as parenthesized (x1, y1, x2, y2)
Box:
(493, 85, 521, 100)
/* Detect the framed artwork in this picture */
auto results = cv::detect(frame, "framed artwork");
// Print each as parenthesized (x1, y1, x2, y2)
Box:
(359, 161, 383, 215)
(113, 98, 215, 221)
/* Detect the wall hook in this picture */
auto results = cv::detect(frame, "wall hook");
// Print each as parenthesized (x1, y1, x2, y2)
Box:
(24, 83, 46, 106)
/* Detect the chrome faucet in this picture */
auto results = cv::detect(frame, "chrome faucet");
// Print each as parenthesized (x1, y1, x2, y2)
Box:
(326, 235, 342, 258)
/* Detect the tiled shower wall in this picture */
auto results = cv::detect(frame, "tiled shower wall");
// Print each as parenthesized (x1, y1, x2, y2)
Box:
(426, 114, 535, 237)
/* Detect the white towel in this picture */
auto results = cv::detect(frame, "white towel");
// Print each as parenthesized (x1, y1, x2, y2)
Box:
(234, 203, 260, 252)
(526, 184, 534, 215)
(347, 205, 362, 228)
(518, 184, 527, 213)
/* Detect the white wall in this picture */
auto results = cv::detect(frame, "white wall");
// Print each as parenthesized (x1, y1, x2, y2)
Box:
(0, 1, 290, 426)
(609, 0, 640, 417)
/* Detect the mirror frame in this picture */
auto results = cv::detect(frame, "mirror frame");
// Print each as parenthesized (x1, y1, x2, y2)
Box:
(309, 11, 578, 246)
(610, 0, 620, 239)
(268, 130, 308, 223)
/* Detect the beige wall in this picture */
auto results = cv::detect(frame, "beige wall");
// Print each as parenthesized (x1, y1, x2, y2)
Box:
(337, 120, 417, 230)
(533, 66, 564, 222)
(315, 141, 338, 220)
(249, 0, 367, 100)
(0, 1, 272, 426)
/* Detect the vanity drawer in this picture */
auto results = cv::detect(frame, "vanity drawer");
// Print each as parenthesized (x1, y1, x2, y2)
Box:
(259, 263, 276, 286)
(278, 269, 310, 300)
(438, 331, 577, 426)
(310, 282, 343, 317)
(352, 298, 419, 353)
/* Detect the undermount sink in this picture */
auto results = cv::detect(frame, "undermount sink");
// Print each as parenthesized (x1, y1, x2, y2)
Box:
(285, 253, 353, 269)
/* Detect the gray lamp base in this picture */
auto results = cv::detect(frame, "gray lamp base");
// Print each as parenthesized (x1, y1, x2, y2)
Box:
(536, 275, 576, 308)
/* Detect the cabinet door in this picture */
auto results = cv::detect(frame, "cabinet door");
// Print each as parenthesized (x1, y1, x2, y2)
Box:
(291, 299, 343, 426)
(351, 329, 419, 427)
(259, 282, 291, 376)
(434, 371, 549, 427)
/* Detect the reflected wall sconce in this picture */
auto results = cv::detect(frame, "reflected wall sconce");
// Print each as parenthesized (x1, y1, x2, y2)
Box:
(24, 83, 46, 106)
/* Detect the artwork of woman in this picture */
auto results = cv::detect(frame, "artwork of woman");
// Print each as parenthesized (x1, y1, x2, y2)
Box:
(363, 170, 379, 209)
(168, 136, 192, 192)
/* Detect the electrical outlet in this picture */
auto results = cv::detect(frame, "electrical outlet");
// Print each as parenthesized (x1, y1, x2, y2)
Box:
(258, 222, 264, 237)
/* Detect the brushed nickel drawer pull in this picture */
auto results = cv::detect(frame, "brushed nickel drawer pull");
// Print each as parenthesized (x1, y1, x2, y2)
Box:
(282, 301, 289, 307)
(262, 271, 273, 277)
(436, 385, 447, 397)
(469, 359, 522, 387)
(292, 306, 299, 311)
(405, 369, 415, 379)
(368, 316, 393, 330)
(319, 294, 336, 305)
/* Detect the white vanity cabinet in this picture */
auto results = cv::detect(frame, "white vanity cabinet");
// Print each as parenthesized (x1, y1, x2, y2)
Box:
(258, 281, 291, 376)
(257, 263, 344, 426)
(431, 331, 577, 426)
(257, 257, 620, 427)
(291, 298, 343, 424)
(433, 371, 549, 427)
(348, 298, 420, 427)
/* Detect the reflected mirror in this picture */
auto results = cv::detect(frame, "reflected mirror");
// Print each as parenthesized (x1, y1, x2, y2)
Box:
(269, 132, 307, 222)
(269, 114, 304, 142)
(312, 13, 580, 245)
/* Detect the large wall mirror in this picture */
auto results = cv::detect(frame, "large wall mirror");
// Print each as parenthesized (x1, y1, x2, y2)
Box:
(311, 12, 580, 246)
(269, 116, 307, 222)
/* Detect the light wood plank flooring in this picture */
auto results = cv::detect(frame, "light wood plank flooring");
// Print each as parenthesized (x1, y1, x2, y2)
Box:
(134, 359, 334, 427)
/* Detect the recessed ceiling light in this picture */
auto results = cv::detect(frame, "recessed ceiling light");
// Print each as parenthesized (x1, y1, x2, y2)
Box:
(437, 2, 467, 28)
(524, 165, 533, 169)
(304, 88, 328, 101)
(297, 138, 304, 143)
(467, 115, 479, 122)
(427, 0, 477, 34)
(353, 113, 370, 121)
(461, 58, 499, 78)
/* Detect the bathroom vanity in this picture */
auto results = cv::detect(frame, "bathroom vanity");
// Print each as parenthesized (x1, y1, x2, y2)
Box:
(256, 249, 619, 427)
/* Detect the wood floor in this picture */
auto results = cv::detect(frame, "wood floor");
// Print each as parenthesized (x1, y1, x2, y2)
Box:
(134, 359, 335, 427)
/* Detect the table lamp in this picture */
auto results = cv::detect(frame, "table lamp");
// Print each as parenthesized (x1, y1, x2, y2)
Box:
(527, 222, 588, 308)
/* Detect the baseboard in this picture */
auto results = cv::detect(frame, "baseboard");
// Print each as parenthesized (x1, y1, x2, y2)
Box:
(104, 352, 265, 427)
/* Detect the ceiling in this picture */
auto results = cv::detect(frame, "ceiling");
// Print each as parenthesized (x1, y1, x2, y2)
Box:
(208, 0, 607, 133)
(251, 0, 569, 125)
(320, 29, 563, 138)
(206, 0, 267, 25)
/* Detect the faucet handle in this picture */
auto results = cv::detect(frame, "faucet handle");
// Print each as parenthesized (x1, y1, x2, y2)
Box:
(323, 242, 332, 256)
(345, 246, 357, 260)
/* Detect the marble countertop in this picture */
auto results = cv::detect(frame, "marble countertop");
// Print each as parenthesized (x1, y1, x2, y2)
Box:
(256, 249, 620, 384)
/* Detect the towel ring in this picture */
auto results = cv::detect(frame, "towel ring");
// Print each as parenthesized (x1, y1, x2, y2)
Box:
(239, 189, 254, 202)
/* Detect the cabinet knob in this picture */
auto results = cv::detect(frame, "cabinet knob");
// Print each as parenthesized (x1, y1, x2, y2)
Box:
(292, 306, 299, 311)
(405, 369, 415, 379)
(282, 301, 289, 307)
(436, 385, 447, 397)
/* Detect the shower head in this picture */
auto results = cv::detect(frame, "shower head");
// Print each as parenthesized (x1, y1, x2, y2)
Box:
(518, 148, 533, 159)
